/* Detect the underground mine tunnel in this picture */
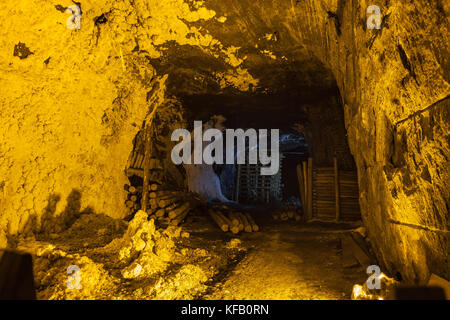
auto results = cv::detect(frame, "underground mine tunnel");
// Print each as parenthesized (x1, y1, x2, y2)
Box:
(0, 0, 449, 301)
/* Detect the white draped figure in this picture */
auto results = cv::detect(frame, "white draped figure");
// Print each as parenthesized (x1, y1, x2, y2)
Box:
(183, 116, 230, 202)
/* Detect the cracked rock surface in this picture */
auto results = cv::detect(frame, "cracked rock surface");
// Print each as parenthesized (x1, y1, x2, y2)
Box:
(0, 0, 448, 283)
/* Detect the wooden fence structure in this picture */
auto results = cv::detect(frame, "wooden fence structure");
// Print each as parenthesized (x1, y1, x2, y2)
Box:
(234, 155, 283, 203)
(297, 157, 361, 221)
(125, 149, 163, 178)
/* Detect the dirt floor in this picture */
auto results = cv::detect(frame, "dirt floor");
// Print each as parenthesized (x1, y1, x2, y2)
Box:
(12, 207, 369, 300)
(189, 213, 368, 300)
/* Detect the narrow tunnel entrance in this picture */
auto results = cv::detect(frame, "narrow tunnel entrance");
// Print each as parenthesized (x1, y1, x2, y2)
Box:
(117, 70, 370, 299)
(2, 0, 447, 302)
(123, 68, 360, 224)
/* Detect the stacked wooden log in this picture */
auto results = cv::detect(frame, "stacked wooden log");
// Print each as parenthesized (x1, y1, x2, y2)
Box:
(146, 187, 192, 226)
(124, 183, 193, 226)
(126, 155, 164, 178)
(271, 205, 302, 222)
(124, 185, 143, 214)
(312, 166, 361, 221)
(312, 167, 335, 219)
(208, 206, 259, 234)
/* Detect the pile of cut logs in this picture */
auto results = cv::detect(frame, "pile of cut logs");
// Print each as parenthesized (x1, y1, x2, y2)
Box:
(208, 206, 259, 234)
(271, 205, 302, 221)
(125, 183, 192, 226)
(125, 185, 143, 214)
(148, 189, 192, 226)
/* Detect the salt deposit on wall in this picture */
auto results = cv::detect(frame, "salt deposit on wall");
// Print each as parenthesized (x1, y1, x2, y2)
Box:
(0, 0, 448, 283)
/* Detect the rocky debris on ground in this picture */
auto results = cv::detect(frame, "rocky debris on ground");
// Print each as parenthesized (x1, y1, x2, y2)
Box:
(226, 238, 242, 249)
(149, 264, 209, 300)
(26, 210, 221, 299)
(100, 210, 179, 279)
(351, 273, 398, 300)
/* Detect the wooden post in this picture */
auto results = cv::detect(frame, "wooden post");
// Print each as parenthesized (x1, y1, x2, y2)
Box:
(302, 161, 307, 214)
(296, 164, 306, 212)
(334, 157, 340, 221)
(141, 124, 153, 212)
(139, 98, 161, 212)
(307, 157, 313, 221)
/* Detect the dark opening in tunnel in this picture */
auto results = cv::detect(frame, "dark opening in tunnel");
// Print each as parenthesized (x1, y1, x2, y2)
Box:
(125, 55, 358, 218)
(1, 0, 448, 302)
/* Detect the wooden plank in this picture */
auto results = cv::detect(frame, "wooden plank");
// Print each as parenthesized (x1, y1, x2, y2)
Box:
(296, 163, 306, 211)
(0, 250, 36, 299)
(126, 167, 144, 178)
(341, 236, 361, 268)
(131, 151, 138, 168)
(307, 157, 313, 220)
(334, 157, 340, 221)
(345, 233, 371, 266)
(137, 154, 144, 169)
(141, 124, 152, 211)
(302, 161, 307, 211)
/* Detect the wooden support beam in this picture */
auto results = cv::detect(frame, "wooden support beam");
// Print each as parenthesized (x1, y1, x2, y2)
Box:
(296, 163, 306, 213)
(141, 124, 153, 212)
(126, 168, 143, 178)
(307, 157, 313, 220)
(302, 161, 307, 213)
(139, 100, 161, 211)
(334, 157, 340, 221)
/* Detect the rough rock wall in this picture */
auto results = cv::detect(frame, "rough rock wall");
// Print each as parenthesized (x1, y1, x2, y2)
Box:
(290, 0, 449, 282)
(0, 0, 448, 283)
(188, 0, 449, 282)
(0, 0, 166, 242)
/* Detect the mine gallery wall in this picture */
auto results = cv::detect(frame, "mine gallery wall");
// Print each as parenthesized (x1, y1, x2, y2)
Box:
(0, 0, 448, 286)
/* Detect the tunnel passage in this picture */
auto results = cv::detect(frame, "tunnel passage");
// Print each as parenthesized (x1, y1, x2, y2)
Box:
(0, 0, 448, 300)
(110, 63, 373, 299)
(122, 56, 361, 223)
